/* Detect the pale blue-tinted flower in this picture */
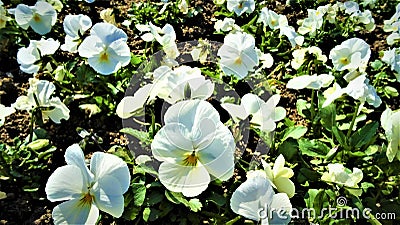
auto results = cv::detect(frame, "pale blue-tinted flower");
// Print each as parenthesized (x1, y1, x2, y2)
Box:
(226, 0, 255, 16)
(61, 14, 92, 53)
(217, 32, 259, 79)
(14, 79, 69, 124)
(85, 0, 95, 3)
(381, 108, 400, 162)
(230, 170, 292, 224)
(17, 38, 60, 74)
(151, 100, 235, 197)
(78, 22, 131, 75)
(45, 144, 130, 224)
(10, 1, 57, 35)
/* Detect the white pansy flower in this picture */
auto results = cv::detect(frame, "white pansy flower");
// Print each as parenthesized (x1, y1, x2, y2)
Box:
(291, 46, 327, 70)
(383, 3, 400, 32)
(117, 66, 214, 119)
(217, 32, 259, 79)
(138, 23, 179, 59)
(342, 1, 359, 15)
(226, 0, 255, 16)
(287, 74, 334, 90)
(9, 1, 57, 35)
(221, 93, 286, 132)
(230, 170, 292, 224)
(322, 83, 345, 107)
(322, 75, 381, 108)
(14, 79, 69, 124)
(45, 144, 130, 224)
(78, 22, 131, 75)
(321, 163, 363, 196)
(61, 14, 92, 53)
(382, 48, 400, 81)
(279, 26, 304, 48)
(151, 100, 235, 197)
(345, 75, 381, 108)
(298, 9, 324, 36)
(329, 38, 371, 73)
(258, 7, 288, 30)
(17, 38, 60, 74)
(214, 18, 241, 32)
(0, 104, 15, 126)
(381, 108, 400, 162)
(261, 155, 295, 198)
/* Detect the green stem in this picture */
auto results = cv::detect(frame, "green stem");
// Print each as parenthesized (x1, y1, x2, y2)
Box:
(28, 108, 36, 143)
(346, 102, 361, 139)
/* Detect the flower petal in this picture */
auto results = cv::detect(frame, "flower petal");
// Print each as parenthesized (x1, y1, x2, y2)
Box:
(45, 97, 70, 124)
(90, 152, 131, 193)
(116, 84, 153, 119)
(93, 175, 124, 218)
(151, 123, 194, 163)
(274, 177, 295, 198)
(65, 144, 93, 185)
(45, 165, 86, 202)
(78, 36, 103, 58)
(230, 174, 275, 221)
(221, 102, 248, 120)
(52, 198, 99, 225)
(91, 22, 127, 44)
(158, 161, 210, 197)
(198, 124, 235, 181)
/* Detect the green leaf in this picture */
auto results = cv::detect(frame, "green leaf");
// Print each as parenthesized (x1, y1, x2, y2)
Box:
(296, 99, 309, 118)
(282, 126, 308, 141)
(120, 128, 151, 146)
(370, 60, 383, 70)
(320, 103, 336, 131)
(304, 189, 319, 209)
(165, 191, 202, 212)
(277, 139, 298, 161)
(297, 167, 320, 184)
(349, 122, 378, 149)
(143, 207, 151, 222)
(298, 139, 330, 157)
(147, 191, 164, 206)
(206, 191, 226, 207)
(332, 126, 347, 148)
(187, 199, 202, 212)
(384, 86, 399, 97)
(131, 54, 143, 65)
(131, 183, 146, 207)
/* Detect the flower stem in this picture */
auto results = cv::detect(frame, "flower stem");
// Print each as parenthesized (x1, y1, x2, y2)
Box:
(346, 102, 361, 139)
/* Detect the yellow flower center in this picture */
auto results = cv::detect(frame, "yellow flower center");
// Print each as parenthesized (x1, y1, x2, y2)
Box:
(33, 13, 41, 22)
(238, 3, 243, 9)
(340, 57, 349, 65)
(99, 51, 109, 62)
(234, 57, 242, 65)
(271, 20, 277, 26)
(79, 192, 94, 207)
(183, 151, 198, 167)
